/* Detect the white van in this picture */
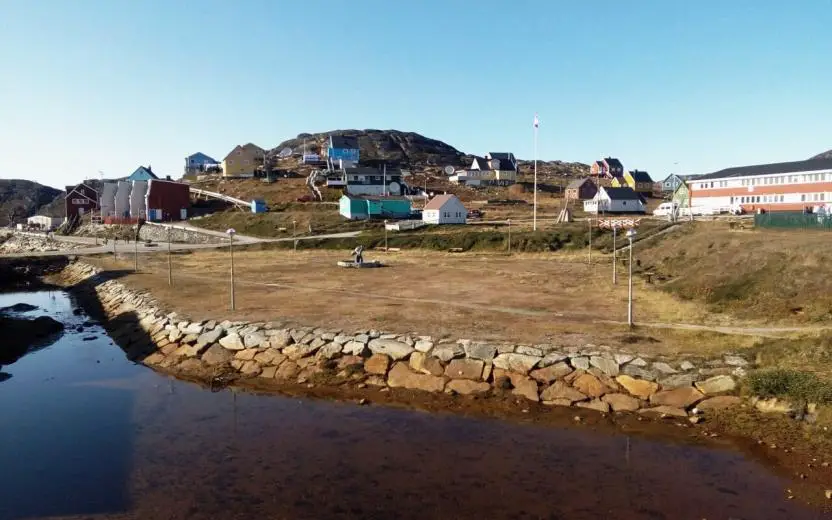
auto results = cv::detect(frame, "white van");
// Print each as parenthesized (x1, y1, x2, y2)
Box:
(653, 201, 678, 216)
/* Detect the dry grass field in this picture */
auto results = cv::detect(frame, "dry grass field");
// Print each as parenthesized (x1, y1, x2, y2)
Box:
(82, 244, 757, 356)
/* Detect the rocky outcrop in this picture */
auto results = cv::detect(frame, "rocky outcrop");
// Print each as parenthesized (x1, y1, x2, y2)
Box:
(57, 261, 753, 422)
(0, 313, 64, 364)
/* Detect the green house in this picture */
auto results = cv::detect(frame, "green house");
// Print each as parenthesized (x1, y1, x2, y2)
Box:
(339, 194, 412, 220)
(672, 181, 690, 207)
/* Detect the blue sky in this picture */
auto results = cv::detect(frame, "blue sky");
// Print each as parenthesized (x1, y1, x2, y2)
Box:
(1, 0, 830, 188)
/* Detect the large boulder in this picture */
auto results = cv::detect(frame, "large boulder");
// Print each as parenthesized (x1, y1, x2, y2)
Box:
(492, 353, 542, 374)
(444, 358, 484, 380)
(387, 362, 445, 392)
(540, 381, 587, 403)
(219, 333, 245, 351)
(202, 344, 233, 366)
(694, 375, 736, 395)
(530, 362, 573, 384)
(368, 339, 414, 360)
(650, 387, 704, 409)
(615, 375, 659, 399)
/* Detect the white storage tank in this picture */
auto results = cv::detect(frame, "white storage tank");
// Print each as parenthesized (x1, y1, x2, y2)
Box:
(130, 181, 147, 219)
(114, 181, 131, 218)
(100, 182, 117, 218)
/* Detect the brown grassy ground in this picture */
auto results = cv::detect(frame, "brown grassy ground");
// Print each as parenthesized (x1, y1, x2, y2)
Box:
(638, 221, 832, 324)
(82, 245, 761, 356)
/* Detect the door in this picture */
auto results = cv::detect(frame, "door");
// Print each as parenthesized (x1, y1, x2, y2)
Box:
(180, 208, 187, 220)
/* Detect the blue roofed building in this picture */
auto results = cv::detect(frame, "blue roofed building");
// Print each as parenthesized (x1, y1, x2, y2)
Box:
(184, 152, 220, 175)
(127, 165, 159, 181)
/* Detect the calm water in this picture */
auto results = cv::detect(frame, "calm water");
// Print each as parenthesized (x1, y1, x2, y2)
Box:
(0, 291, 824, 520)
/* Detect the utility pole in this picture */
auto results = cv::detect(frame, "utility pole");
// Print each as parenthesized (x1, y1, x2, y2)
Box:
(612, 225, 617, 285)
(507, 219, 511, 255)
(384, 220, 388, 251)
(167, 226, 173, 287)
(533, 114, 539, 231)
(292, 220, 297, 252)
(627, 228, 638, 327)
(134, 235, 139, 272)
(227, 228, 236, 311)
(588, 218, 592, 264)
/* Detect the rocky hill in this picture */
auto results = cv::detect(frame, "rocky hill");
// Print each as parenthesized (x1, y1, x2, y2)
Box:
(272, 129, 466, 167)
(272, 129, 590, 175)
(0, 180, 63, 226)
(811, 149, 832, 160)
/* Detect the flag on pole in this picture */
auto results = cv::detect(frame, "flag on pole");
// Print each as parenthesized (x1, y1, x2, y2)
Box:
(533, 114, 539, 128)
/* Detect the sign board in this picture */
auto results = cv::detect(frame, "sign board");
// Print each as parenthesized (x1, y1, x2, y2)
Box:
(597, 218, 642, 229)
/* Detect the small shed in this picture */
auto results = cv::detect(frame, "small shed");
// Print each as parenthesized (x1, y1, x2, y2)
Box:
(565, 178, 597, 200)
(584, 187, 646, 214)
(423, 194, 466, 224)
(672, 182, 690, 209)
(339, 194, 412, 220)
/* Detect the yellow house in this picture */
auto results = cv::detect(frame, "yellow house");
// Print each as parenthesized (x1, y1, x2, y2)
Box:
(615, 169, 654, 194)
(222, 143, 265, 178)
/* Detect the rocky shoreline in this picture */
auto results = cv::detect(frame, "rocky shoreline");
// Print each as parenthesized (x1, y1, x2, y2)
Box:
(55, 261, 752, 420)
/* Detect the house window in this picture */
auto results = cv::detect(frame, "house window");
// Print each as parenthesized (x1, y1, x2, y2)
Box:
(801, 194, 806, 201)
(623, 201, 627, 205)
(228, 160, 233, 165)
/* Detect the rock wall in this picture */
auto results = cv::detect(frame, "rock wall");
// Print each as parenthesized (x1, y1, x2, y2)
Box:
(59, 261, 748, 419)
(138, 223, 223, 244)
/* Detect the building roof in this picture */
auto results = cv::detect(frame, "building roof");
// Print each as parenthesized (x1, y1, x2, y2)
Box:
(223, 143, 264, 161)
(330, 135, 360, 149)
(567, 178, 595, 189)
(186, 152, 218, 163)
(424, 194, 463, 211)
(603, 186, 641, 201)
(628, 170, 653, 183)
(470, 156, 491, 171)
(696, 158, 832, 181)
(604, 157, 623, 170)
(128, 166, 158, 180)
(488, 152, 516, 163)
(341, 194, 410, 202)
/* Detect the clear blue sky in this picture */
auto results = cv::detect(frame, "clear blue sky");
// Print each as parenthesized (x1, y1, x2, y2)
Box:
(1, 0, 830, 188)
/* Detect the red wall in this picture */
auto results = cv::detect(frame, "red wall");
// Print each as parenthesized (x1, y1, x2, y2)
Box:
(145, 180, 190, 221)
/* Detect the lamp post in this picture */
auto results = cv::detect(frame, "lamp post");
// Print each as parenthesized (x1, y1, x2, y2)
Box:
(612, 225, 617, 285)
(626, 228, 637, 327)
(507, 219, 511, 255)
(292, 220, 297, 253)
(384, 220, 388, 251)
(167, 226, 173, 287)
(227, 228, 236, 311)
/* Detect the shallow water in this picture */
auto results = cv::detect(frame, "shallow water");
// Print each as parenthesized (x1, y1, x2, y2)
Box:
(0, 291, 824, 520)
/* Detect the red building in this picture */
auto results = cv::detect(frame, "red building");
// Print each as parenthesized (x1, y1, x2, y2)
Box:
(145, 179, 190, 221)
(64, 183, 99, 221)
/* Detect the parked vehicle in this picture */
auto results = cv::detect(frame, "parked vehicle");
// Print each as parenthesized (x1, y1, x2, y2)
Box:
(467, 209, 483, 219)
(652, 201, 678, 216)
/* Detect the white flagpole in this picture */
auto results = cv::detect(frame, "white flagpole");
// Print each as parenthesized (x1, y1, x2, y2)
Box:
(533, 114, 538, 231)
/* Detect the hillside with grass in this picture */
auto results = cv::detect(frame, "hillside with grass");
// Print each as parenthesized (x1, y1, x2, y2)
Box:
(636, 221, 832, 323)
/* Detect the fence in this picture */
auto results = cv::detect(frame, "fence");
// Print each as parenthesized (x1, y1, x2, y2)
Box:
(754, 211, 832, 230)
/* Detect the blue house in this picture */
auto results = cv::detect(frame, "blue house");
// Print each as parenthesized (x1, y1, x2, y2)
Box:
(327, 135, 360, 168)
(127, 165, 159, 181)
(339, 194, 411, 220)
(185, 152, 220, 175)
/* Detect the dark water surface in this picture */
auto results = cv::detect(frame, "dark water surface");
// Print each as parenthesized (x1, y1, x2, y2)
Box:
(0, 291, 824, 520)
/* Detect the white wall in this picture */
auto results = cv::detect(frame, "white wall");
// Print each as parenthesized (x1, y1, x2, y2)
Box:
(423, 198, 467, 224)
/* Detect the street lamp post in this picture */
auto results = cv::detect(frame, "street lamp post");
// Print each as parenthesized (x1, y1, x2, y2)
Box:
(507, 219, 511, 255)
(227, 228, 236, 311)
(612, 225, 617, 285)
(167, 226, 173, 287)
(626, 228, 637, 327)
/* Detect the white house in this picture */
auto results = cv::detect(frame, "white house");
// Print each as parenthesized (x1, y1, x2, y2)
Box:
(26, 215, 62, 229)
(423, 194, 467, 224)
(583, 187, 646, 214)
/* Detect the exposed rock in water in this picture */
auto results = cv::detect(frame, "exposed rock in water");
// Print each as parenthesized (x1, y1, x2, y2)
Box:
(0, 315, 64, 365)
(0, 303, 38, 313)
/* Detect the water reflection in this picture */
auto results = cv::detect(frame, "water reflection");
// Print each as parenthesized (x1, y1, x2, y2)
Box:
(0, 291, 825, 520)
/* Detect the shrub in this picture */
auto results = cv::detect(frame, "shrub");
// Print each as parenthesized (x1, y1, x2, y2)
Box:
(745, 368, 832, 404)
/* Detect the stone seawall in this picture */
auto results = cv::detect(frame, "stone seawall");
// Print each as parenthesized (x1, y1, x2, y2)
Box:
(59, 261, 749, 419)
(138, 223, 223, 245)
